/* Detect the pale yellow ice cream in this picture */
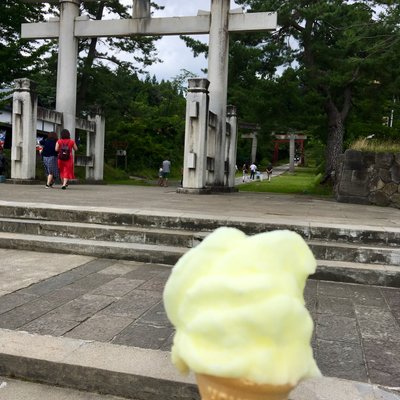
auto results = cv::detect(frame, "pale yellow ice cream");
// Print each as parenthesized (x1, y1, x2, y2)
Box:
(163, 227, 321, 386)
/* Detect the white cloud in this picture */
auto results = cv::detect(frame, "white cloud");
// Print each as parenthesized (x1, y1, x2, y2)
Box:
(119, 0, 240, 81)
(145, 35, 208, 82)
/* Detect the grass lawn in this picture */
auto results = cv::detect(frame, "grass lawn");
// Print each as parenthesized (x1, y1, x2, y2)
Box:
(239, 167, 333, 196)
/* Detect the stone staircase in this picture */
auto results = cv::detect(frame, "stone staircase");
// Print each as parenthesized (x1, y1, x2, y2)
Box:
(0, 203, 399, 287)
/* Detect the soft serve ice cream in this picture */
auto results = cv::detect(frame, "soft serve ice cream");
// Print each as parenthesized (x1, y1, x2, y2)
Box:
(163, 227, 321, 388)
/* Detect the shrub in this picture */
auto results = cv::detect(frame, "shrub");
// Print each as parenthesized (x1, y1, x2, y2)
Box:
(350, 138, 400, 153)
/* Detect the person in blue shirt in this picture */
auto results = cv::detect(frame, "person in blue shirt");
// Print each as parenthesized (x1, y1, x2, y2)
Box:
(40, 132, 59, 188)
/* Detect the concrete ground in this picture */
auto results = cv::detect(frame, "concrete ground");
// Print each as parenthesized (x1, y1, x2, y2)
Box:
(1, 375, 399, 400)
(0, 377, 128, 400)
(1, 181, 400, 228)
(0, 251, 399, 388)
(0, 182, 399, 398)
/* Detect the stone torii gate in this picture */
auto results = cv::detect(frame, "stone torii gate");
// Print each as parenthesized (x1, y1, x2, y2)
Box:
(240, 122, 260, 164)
(22, 0, 277, 187)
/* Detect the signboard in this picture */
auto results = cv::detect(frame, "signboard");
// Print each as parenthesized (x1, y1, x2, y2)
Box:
(112, 141, 128, 150)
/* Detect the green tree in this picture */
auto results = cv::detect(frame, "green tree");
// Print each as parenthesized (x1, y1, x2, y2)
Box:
(234, 0, 400, 178)
(78, 65, 186, 173)
(0, 0, 48, 87)
(75, 0, 161, 113)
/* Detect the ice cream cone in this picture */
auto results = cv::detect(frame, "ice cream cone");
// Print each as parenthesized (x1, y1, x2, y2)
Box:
(196, 374, 294, 400)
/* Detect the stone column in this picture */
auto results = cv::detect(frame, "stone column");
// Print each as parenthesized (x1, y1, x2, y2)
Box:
(289, 132, 295, 173)
(207, 0, 230, 188)
(87, 113, 105, 181)
(11, 79, 38, 180)
(178, 78, 210, 194)
(56, 0, 80, 140)
(133, 0, 150, 18)
(251, 133, 258, 163)
(226, 105, 238, 188)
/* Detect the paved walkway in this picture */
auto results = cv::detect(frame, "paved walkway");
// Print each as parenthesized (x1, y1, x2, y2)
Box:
(1, 182, 400, 228)
(0, 376, 128, 400)
(235, 163, 289, 185)
(0, 182, 400, 397)
(0, 250, 399, 390)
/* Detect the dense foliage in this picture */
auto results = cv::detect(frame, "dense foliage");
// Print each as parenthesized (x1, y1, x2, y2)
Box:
(231, 0, 400, 176)
(1, 1, 400, 179)
(0, 0, 48, 87)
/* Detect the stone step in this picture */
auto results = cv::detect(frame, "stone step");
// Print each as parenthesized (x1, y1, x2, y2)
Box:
(3, 218, 398, 266)
(0, 218, 198, 248)
(0, 203, 399, 246)
(312, 259, 400, 287)
(0, 329, 197, 400)
(1, 228, 398, 267)
(2, 329, 396, 400)
(308, 240, 400, 267)
(0, 232, 398, 287)
(0, 232, 185, 265)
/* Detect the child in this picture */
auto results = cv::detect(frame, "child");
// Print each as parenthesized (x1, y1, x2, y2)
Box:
(157, 165, 163, 186)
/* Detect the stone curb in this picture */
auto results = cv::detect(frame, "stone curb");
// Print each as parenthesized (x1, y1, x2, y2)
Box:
(0, 329, 398, 400)
(0, 329, 196, 400)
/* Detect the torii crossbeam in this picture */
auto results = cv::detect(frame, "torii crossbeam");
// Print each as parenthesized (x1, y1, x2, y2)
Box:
(21, 0, 277, 185)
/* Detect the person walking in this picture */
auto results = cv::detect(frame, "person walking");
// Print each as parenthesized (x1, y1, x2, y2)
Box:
(40, 132, 59, 188)
(0, 145, 6, 177)
(266, 163, 273, 182)
(161, 158, 171, 187)
(55, 129, 77, 190)
(242, 163, 248, 182)
(249, 162, 257, 180)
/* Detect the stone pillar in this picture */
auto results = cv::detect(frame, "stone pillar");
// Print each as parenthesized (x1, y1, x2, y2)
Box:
(178, 78, 210, 194)
(87, 113, 105, 181)
(133, 0, 150, 18)
(207, 0, 230, 187)
(226, 105, 238, 188)
(289, 132, 295, 173)
(56, 0, 79, 140)
(251, 133, 258, 163)
(11, 79, 38, 180)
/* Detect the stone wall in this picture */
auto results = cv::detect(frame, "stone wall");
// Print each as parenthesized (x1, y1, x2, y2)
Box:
(335, 149, 400, 208)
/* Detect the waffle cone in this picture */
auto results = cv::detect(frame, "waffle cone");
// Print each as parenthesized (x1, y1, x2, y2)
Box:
(196, 374, 294, 400)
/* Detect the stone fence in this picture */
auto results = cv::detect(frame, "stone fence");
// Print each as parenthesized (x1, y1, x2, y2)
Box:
(335, 149, 400, 208)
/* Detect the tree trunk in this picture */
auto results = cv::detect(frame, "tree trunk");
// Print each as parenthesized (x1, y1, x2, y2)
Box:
(324, 100, 345, 181)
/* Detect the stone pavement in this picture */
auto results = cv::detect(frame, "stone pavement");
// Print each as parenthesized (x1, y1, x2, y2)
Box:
(1, 375, 399, 400)
(0, 183, 400, 398)
(0, 250, 399, 392)
(0, 376, 128, 400)
(1, 182, 400, 228)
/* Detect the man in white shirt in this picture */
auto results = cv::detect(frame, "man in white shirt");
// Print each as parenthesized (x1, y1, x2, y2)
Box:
(249, 162, 257, 180)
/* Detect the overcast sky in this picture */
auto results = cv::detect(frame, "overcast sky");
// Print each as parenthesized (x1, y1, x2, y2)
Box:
(119, 0, 242, 82)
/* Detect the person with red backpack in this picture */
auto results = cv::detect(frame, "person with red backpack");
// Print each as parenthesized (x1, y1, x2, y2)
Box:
(55, 129, 78, 190)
